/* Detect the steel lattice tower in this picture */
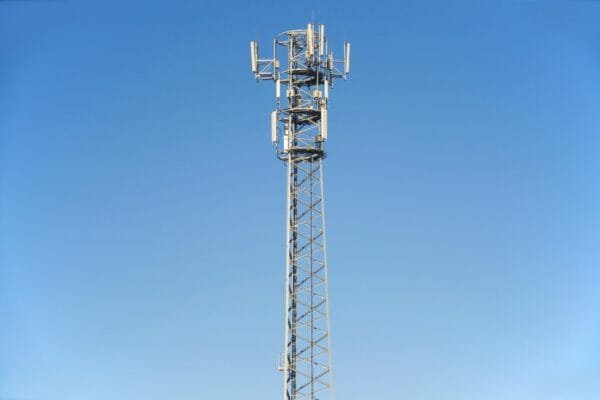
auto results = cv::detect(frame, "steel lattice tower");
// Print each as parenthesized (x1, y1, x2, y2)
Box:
(250, 23, 350, 400)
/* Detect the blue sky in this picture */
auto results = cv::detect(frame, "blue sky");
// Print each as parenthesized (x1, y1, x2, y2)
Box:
(1, 1, 599, 399)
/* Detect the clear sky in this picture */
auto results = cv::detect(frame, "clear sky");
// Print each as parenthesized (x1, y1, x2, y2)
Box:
(1, 1, 599, 400)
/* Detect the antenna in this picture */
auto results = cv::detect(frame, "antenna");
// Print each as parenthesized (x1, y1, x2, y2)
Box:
(271, 111, 278, 143)
(249, 23, 351, 400)
(249, 39, 278, 80)
(250, 41, 258, 73)
(320, 105, 328, 141)
(319, 24, 325, 56)
(307, 23, 315, 60)
(344, 41, 351, 76)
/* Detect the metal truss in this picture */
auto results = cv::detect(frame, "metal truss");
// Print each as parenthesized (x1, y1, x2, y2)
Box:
(283, 156, 331, 400)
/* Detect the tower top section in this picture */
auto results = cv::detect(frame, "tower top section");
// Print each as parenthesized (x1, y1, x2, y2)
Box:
(250, 23, 350, 161)
(250, 23, 350, 82)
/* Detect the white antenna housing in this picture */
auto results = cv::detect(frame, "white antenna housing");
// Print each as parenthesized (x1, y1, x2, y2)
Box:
(283, 129, 290, 151)
(320, 106, 328, 141)
(307, 24, 314, 59)
(324, 79, 329, 100)
(319, 25, 325, 56)
(344, 42, 351, 75)
(276, 79, 281, 99)
(250, 41, 258, 73)
(271, 111, 278, 143)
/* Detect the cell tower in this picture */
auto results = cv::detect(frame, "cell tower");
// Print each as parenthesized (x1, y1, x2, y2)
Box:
(250, 23, 350, 400)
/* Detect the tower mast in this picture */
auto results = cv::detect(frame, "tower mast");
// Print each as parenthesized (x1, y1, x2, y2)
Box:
(250, 24, 350, 400)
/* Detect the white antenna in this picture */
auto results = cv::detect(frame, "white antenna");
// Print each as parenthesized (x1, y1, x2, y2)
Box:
(319, 25, 325, 56)
(283, 125, 290, 151)
(250, 41, 258, 73)
(324, 79, 329, 100)
(344, 42, 351, 75)
(307, 23, 314, 59)
(271, 111, 278, 143)
(320, 105, 328, 141)
(276, 79, 281, 99)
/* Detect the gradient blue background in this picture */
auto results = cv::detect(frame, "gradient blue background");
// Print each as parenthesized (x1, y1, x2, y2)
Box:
(1, 1, 599, 399)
